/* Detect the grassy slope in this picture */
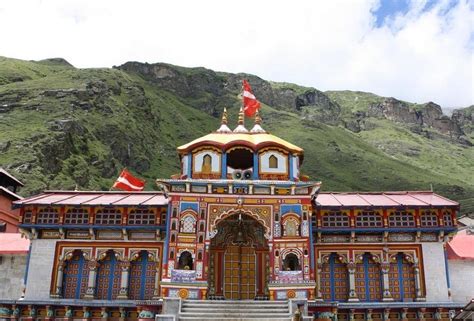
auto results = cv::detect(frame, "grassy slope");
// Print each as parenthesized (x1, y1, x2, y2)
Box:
(0, 57, 472, 213)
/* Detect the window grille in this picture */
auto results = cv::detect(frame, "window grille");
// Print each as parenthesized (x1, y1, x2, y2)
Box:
(388, 211, 415, 227)
(322, 211, 349, 227)
(65, 208, 89, 225)
(181, 215, 196, 233)
(23, 210, 33, 224)
(420, 211, 438, 227)
(128, 209, 156, 225)
(95, 209, 122, 225)
(443, 211, 453, 227)
(356, 211, 383, 227)
(36, 208, 59, 224)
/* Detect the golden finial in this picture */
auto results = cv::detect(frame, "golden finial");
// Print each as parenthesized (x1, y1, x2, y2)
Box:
(255, 110, 262, 125)
(221, 107, 228, 125)
(238, 107, 244, 125)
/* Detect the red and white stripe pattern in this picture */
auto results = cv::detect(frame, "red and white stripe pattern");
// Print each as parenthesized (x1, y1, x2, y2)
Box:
(112, 169, 145, 191)
(242, 80, 261, 117)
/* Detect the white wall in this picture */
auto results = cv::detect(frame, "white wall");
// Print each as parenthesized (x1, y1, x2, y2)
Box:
(0, 254, 27, 299)
(422, 242, 449, 301)
(449, 259, 474, 304)
(193, 151, 220, 173)
(259, 151, 287, 173)
(24, 239, 57, 300)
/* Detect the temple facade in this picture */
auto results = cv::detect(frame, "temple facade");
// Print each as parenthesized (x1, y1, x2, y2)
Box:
(0, 109, 467, 320)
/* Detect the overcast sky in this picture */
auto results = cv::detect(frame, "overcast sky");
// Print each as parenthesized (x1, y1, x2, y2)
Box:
(0, 0, 472, 108)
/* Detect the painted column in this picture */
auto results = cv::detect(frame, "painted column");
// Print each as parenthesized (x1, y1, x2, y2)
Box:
(53, 260, 66, 298)
(221, 152, 227, 179)
(152, 265, 161, 299)
(315, 258, 323, 301)
(84, 260, 99, 299)
(381, 262, 393, 301)
(347, 261, 359, 302)
(414, 260, 425, 301)
(288, 155, 294, 181)
(253, 153, 259, 179)
(117, 261, 131, 299)
(187, 153, 192, 178)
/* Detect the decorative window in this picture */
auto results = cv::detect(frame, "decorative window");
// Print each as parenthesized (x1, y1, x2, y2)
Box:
(356, 211, 382, 227)
(180, 215, 196, 233)
(36, 207, 59, 224)
(322, 211, 349, 228)
(389, 253, 416, 302)
(420, 211, 438, 227)
(95, 209, 122, 225)
(64, 208, 89, 225)
(269, 155, 278, 168)
(23, 210, 33, 224)
(283, 253, 300, 271)
(388, 211, 415, 227)
(443, 211, 453, 227)
(320, 253, 348, 301)
(177, 251, 193, 270)
(354, 253, 382, 302)
(62, 250, 89, 299)
(96, 250, 121, 300)
(129, 251, 157, 300)
(128, 209, 156, 225)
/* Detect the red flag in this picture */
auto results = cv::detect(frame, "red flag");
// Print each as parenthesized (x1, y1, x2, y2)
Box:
(112, 169, 145, 191)
(242, 80, 261, 117)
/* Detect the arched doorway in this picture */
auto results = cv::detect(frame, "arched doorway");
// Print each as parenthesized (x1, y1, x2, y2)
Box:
(209, 211, 268, 300)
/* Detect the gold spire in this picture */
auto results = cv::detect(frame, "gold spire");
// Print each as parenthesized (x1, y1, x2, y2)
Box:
(238, 107, 244, 125)
(221, 107, 228, 125)
(255, 110, 262, 125)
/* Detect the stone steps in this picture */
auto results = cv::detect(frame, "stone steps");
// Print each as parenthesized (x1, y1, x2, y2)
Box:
(178, 300, 292, 321)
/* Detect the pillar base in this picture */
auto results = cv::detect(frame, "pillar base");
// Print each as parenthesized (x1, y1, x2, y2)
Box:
(415, 297, 426, 302)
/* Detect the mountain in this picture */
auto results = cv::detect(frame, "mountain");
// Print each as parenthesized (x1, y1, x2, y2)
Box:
(0, 56, 473, 214)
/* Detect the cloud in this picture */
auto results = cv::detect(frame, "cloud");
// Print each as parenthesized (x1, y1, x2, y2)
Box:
(0, 0, 472, 108)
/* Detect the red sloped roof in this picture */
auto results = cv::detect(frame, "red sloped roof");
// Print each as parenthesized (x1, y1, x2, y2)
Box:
(0, 233, 30, 254)
(447, 229, 474, 260)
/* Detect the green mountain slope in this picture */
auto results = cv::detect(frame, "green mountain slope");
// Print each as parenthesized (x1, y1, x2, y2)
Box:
(0, 56, 472, 214)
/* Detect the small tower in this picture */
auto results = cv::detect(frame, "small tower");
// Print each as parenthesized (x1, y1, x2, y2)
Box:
(233, 107, 248, 133)
(250, 110, 266, 133)
(216, 108, 232, 133)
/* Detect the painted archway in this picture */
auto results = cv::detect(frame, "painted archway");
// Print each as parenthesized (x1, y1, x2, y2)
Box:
(208, 211, 268, 300)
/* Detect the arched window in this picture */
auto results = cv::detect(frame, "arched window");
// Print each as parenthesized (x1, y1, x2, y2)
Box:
(180, 215, 196, 233)
(320, 253, 348, 301)
(36, 207, 59, 224)
(177, 251, 193, 270)
(356, 211, 382, 227)
(420, 211, 438, 227)
(129, 251, 157, 300)
(269, 155, 278, 168)
(388, 253, 416, 301)
(354, 253, 382, 301)
(388, 211, 415, 227)
(62, 250, 89, 299)
(283, 253, 300, 271)
(65, 208, 89, 225)
(322, 211, 349, 227)
(202, 154, 212, 174)
(95, 250, 122, 300)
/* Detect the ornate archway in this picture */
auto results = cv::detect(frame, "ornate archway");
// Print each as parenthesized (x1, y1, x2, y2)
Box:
(208, 211, 268, 300)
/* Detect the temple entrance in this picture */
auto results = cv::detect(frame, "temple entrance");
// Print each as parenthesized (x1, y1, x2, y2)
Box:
(209, 212, 268, 300)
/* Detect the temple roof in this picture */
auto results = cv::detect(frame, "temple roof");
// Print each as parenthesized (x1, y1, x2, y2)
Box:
(447, 229, 474, 260)
(13, 191, 168, 208)
(177, 132, 304, 155)
(0, 168, 24, 187)
(0, 233, 29, 254)
(0, 186, 22, 200)
(315, 191, 459, 208)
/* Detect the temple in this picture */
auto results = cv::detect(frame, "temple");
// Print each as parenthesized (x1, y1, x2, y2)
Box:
(0, 108, 468, 320)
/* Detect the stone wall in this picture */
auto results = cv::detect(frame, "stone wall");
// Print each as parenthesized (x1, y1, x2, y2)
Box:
(449, 259, 474, 304)
(422, 242, 449, 301)
(0, 254, 26, 299)
(24, 239, 57, 300)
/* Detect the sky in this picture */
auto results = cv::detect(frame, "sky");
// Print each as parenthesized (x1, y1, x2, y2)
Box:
(0, 0, 472, 108)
